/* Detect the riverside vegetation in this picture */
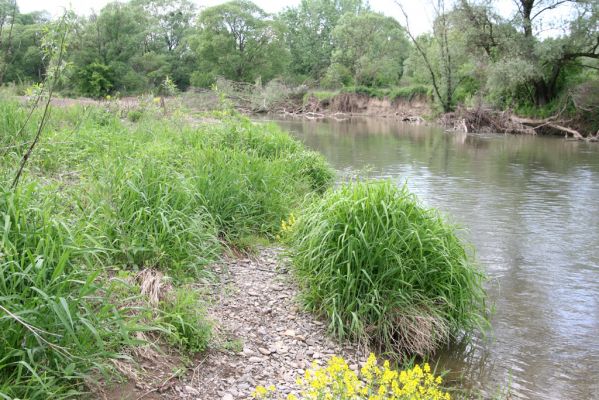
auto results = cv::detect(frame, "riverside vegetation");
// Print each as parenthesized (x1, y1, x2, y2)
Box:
(0, 97, 333, 398)
(0, 93, 486, 398)
(1, 0, 597, 136)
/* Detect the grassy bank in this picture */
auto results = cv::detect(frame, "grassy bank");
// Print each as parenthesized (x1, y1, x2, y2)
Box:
(0, 98, 333, 398)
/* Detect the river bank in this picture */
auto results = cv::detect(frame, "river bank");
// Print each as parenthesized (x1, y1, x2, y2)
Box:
(101, 247, 369, 400)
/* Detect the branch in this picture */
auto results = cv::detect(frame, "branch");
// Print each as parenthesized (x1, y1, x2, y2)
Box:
(12, 16, 70, 189)
(531, 0, 572, 21)
(394, 1, 445, 108)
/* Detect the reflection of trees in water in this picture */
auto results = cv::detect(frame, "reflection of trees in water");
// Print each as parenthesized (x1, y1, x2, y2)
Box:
(276, 118, 599, 185)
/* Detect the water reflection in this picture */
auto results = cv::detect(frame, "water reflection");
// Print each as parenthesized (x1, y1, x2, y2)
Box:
(268, 117, 599, 400)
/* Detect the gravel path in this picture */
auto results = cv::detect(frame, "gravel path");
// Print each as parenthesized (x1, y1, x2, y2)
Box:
(171, 247, 369, 400)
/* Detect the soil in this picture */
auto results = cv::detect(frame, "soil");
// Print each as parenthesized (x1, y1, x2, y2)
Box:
(98, 248, 369, 400)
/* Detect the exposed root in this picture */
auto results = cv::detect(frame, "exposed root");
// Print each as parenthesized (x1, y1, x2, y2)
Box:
(442, 106, 597, 141)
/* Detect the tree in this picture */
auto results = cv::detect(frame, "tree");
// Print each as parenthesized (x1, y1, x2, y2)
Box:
(191, 0, 287, 87)
(461, 0, 599, 106)
(69, 2, 147, 94)
(131, 0, 197, 88)
(326, 12, 409, 87)
(0, 0, 17, 84)
(0, 9, 48, 84)
(279, 0, 367, 82)
(397, 0, 462, 112)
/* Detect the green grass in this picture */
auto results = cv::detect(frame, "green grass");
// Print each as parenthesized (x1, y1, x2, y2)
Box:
(302, 85, 433, 106)
(289, 180, 487, 358)
(0, 184, 143, 399)
(0, 97, 334, 398)
(157, 288, 212, 353)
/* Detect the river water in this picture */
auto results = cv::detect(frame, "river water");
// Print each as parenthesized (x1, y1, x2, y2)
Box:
(270, 117, 599, 400)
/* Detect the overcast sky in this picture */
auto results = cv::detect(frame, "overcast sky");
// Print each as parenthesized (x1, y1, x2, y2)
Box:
(14, 0, 480, 35)
(16, 0, 570, 37)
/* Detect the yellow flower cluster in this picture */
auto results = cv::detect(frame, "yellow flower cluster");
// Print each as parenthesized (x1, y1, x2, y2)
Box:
(252, 353, 451, 400)
(277, 213, 297, 242)
(280, 213, 296, 234)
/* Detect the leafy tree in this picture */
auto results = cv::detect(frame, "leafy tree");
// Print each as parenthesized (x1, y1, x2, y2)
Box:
(0, 9, 48, 84)
(69, 2, 147, 94)
(0, 0, 18, 84)
(327, 12, 409, 88)
(460, 0, 599, 106)
(191, 0, 287, 87)
(76, 62, 113, 97)
(131, 0, 197, 88)
(279, 0, 368, 82)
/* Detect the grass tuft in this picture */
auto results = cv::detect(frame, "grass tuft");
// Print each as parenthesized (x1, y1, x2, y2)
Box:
(289, 180, 487, 358)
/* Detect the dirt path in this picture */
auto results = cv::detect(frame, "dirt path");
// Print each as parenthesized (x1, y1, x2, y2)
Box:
(173, 247, 368, 400)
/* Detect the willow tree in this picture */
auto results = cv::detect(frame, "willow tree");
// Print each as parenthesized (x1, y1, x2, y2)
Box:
(191, 0, 288, 87)
(461, 0, 599, 106)
(326, 12, 409, 87)
(279, 0, 368, 82)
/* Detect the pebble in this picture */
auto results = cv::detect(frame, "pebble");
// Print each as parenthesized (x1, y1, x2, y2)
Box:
(173, 247, 368, 400)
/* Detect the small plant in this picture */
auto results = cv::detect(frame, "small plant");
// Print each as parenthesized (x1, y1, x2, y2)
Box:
(289, 180, 486, 357)
(157, 288, 211, 353)
(222, 338, 244, 353)
(252, 353, 450, 400)
(127, 109, 143, 122)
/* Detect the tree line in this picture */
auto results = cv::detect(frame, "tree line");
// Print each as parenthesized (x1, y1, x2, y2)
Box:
(0, 0, 597, 114)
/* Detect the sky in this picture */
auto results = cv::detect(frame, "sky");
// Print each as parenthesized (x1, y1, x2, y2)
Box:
(16, 0, 571, 37)
(14, 0, 460, 35)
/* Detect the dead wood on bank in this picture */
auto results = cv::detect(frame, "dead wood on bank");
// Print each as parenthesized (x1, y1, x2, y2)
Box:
(441, 106, 599, 142)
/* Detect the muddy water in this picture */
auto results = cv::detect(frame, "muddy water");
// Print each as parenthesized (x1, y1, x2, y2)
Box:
(271, 117, 599, 400)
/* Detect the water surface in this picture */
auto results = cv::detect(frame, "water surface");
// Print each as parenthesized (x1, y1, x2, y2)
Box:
(271, 117, 599, 400)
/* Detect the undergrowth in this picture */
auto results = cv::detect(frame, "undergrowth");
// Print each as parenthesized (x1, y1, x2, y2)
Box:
(0, 97, 334, 398)
(289, 180, 487, 358)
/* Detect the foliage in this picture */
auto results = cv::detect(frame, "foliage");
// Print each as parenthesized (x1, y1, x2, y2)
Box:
(0, 96, 333, 396)
(252, 353, 451, 400)
(328, 12, 409, 88)
(289, 180, 486, 357)
(279, 0, 368, 82)
(76, 62, 113, 97)
(0, 185, 140, 399)
(191, 0, 288, 87)
(157, 288, 211, 352)
(92, 161, 221, 277)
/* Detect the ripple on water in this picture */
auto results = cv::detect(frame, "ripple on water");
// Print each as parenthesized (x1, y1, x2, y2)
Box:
(271, 118, 599, 399)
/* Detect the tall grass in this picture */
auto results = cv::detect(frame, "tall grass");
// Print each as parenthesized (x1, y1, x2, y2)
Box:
(91, 160, 221, 276)
(0, 185, 140, 398)
(0, 97, 334, 397)
(290, 180, 487, 358)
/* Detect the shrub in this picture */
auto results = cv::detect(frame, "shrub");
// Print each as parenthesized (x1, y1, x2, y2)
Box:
(252, 353, 451, 400)
(127, 109, 144, 122)
(289, 180, 486, 357)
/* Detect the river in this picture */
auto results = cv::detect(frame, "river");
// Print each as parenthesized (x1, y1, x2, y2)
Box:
(269, 117, 599, 400)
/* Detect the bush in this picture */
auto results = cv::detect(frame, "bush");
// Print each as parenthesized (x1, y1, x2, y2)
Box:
(289, 180, 486, 357)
